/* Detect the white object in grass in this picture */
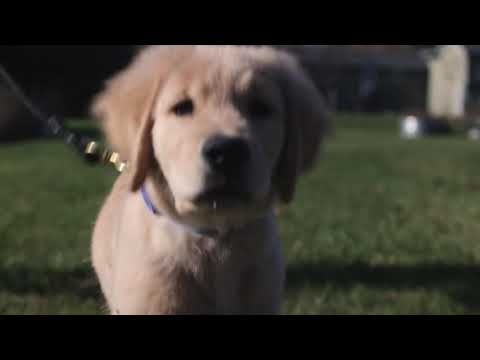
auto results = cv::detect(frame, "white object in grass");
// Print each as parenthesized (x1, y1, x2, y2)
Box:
(401, 116, 421, 139)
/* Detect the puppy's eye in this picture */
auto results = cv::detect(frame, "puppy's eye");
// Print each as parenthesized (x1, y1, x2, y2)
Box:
(171, 99, 194, 117)
(247, 99, 273, 118)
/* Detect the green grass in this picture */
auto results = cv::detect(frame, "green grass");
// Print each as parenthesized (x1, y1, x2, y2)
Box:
(1, 113, 480, 315)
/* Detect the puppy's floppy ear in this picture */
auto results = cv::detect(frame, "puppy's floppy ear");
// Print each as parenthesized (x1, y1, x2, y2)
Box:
(90, 46, 194, 192)
(275, 55, 329, 204)
(128, 78, 164, 191)
(91, 48, 162, 162)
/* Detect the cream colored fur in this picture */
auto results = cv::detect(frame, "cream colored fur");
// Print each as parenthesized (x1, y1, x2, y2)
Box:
(91, 45, 327, 315)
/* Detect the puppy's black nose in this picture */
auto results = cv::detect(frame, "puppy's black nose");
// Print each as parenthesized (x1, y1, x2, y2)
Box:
(203, 136, 250, 174)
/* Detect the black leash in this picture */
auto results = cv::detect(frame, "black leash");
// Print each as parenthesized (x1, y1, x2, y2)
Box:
(0, 64, 127, 173)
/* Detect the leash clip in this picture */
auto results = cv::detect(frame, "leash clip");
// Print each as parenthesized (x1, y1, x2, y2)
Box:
(84, 141, 128, 173)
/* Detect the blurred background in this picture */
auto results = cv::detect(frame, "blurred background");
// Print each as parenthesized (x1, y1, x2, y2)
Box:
(1, 45, 480, 315)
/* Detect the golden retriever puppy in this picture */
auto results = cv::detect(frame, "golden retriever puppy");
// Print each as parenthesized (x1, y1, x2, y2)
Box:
(91, 45, 327, 315)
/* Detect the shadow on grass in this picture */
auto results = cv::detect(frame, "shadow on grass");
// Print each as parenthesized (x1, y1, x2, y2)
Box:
(286, 262, 480, 311)
(1, 262, 479, 312)
(0, 265, 102, 302)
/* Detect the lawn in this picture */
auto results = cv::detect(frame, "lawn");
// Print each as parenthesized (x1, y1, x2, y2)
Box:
(1, 113, 480, 315)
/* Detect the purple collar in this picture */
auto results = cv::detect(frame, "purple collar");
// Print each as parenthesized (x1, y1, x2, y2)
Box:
(140, 184, 221, 238)
(141, 184, 160, 215)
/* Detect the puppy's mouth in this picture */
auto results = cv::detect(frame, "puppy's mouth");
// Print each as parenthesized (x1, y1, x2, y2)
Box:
(194, 186, 253, 210)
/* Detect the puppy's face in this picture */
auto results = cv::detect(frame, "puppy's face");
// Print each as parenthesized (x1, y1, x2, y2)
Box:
(93, 46, 327, 229)
(152, 59, 285, 223)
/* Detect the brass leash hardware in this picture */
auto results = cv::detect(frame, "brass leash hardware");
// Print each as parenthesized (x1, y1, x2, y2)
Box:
(84, 141, 128, 173)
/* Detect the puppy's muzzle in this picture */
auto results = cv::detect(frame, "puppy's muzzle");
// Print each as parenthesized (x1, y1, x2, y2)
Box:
(198, 135, 254, 207)
(202, 135, 251, 177)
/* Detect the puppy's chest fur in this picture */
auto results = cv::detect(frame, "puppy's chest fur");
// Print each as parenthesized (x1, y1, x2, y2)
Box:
(108, 192, 277, 314)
